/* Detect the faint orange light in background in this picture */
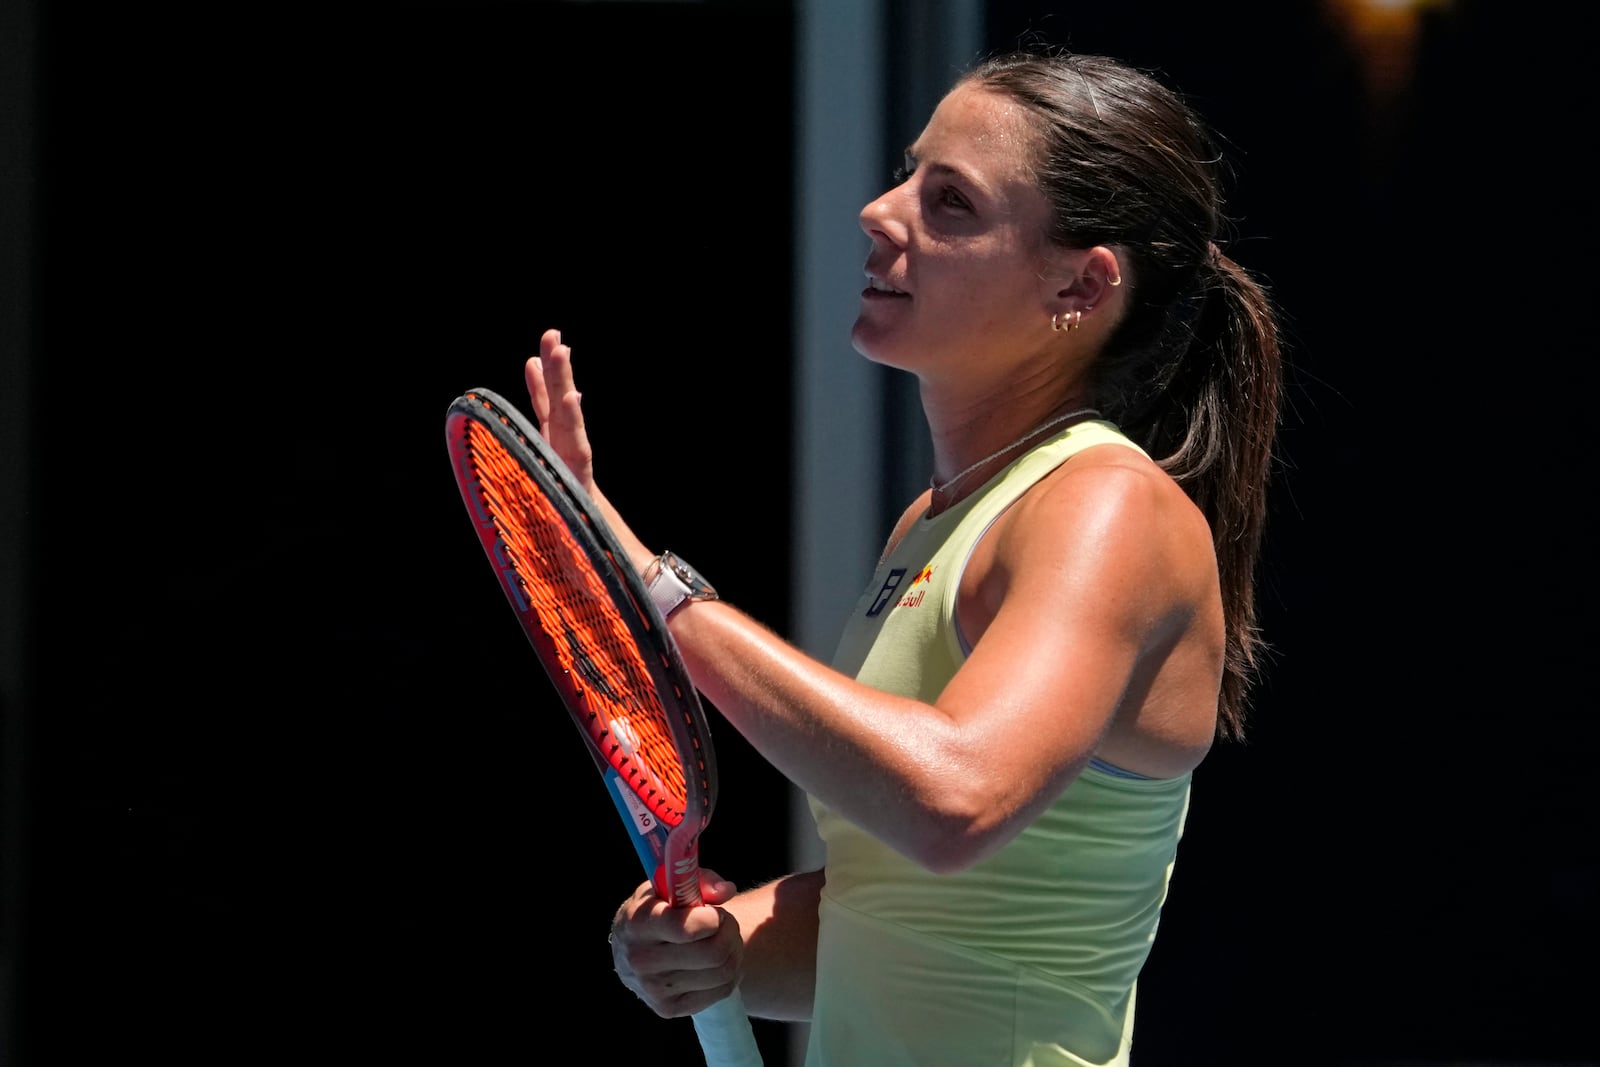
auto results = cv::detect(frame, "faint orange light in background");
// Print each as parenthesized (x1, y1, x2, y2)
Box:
(1323, 0, 1452, 105)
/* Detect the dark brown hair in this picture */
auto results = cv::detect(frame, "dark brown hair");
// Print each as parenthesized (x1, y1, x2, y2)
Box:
(965, 49, 1283, 741)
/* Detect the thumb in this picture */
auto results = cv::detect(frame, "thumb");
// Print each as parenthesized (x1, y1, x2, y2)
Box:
(652, 862, 736, 906)
(698, 867, 738, 905)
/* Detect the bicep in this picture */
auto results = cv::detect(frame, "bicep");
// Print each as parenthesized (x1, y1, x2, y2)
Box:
(935, 576, 1139, 823)
(934, 466, 1179, 820)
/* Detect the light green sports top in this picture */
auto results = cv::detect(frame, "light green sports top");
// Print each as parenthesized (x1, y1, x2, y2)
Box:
(805, 419, 1193, 1067)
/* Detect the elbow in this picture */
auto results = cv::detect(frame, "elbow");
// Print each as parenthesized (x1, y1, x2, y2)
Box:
(908, 837, 986, 875)
(895, 791, 1018, 874)
(872, 728, 1051, 873)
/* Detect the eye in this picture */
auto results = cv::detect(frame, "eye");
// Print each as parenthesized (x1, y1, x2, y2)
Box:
(892, 154, 972, 213)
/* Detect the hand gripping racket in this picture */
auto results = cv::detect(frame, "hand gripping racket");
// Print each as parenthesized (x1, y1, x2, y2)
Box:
(445, 387, 762, 1067)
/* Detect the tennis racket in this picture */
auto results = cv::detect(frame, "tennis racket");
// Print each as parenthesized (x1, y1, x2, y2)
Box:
(444, 386, 762, 1067)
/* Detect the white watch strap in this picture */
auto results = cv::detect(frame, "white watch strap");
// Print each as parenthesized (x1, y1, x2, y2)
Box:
(647, 557, 692, 619)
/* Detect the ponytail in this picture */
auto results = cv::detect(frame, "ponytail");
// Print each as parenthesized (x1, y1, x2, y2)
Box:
(1158, 248, 1282, 740)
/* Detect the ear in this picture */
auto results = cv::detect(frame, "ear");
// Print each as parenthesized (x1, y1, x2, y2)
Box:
(1050, 245, 1124, 314)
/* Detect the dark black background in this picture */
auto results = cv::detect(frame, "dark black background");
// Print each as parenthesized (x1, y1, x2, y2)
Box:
(5, 1, 1594, 1064)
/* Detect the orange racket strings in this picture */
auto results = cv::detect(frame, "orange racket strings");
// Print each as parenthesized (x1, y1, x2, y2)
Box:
(465, 419, 689, 827)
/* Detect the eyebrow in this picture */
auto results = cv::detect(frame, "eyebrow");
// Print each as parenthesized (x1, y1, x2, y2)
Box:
(906, 147, 971, 182)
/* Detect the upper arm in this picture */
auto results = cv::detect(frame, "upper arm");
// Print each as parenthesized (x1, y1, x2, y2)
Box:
(931, 450, 1214, 852)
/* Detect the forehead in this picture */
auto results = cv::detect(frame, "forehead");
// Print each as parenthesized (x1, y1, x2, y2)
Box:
(911, 83, 1038, 181)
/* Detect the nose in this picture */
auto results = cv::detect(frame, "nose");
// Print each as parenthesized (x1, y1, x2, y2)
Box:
(858, 183, 908, 246)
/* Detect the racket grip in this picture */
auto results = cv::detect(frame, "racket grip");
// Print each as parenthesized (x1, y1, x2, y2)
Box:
(691, 988, 763, 1067)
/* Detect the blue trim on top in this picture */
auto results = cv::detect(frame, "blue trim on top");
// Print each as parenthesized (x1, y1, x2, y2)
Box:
(1088, 756, 1154, 780)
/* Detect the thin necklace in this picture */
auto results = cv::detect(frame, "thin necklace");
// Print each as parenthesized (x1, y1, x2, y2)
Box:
(929, 406, 1101, 499)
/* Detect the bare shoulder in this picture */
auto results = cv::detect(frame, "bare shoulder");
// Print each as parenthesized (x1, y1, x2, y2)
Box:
(964, 441, 1220, 644)
(1002, 442, 1215, 584)
(951, 442, 1223, 778)
(999, 443, 1223, 772)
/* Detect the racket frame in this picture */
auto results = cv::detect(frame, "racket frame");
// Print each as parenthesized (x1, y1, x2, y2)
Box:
(445, 387, 717, 904)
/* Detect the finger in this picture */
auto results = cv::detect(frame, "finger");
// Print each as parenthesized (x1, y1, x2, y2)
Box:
(536, 332, 594, 486)
(609, 886, 743, 1020)
(615, 914, 743, 1019)
(635, 963, 744, 1019)
(541, 335, 582, 433)
(525, 363, 549, 429)
(623, 899, 726, 947)
(615, 954, 741, 1021)
(525, 328, 562, 429)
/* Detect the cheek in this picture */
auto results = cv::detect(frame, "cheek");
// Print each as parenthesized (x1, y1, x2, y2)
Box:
(937, 257, 1044, 326)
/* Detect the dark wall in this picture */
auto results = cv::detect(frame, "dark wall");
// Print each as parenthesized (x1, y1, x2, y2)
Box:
(8, 2, 1594, 1065)
(977, 3, 1594, 1064)
(14, 2, 796, 1063)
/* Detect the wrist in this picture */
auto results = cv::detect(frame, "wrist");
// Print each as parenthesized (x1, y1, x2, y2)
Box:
(643, 549, 719, 619)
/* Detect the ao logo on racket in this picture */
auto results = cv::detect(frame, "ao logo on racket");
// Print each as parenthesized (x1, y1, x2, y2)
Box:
(613, 774, 660, 834)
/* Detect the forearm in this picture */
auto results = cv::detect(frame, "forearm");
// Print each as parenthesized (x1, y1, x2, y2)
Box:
(669, 600, 987, 869)
(724, 869, 824, 1021)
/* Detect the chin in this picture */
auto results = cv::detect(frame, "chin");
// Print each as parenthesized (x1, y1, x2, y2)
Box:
(849, 321, 909, 369)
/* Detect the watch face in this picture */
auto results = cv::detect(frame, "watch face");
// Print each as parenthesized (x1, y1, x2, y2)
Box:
(665, 553, 714, 598)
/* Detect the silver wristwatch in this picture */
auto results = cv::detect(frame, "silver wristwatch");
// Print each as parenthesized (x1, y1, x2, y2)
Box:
(644, 549, 719, 619)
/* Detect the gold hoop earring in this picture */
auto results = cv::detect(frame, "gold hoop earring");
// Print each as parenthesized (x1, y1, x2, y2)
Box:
(1051, 312, 1065, 332)
(1108, 274, 1122, 287)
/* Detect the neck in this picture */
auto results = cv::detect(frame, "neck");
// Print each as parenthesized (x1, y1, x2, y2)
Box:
(927, 402, 1100, 513)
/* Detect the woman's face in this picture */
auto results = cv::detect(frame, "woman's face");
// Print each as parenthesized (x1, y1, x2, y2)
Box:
(851, 82, 1063, 378)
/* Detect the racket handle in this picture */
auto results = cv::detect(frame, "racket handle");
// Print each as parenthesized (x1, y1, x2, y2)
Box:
(692, 988, 763, 1067)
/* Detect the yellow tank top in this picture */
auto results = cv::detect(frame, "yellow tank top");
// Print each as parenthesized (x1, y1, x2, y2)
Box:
(806, 420, 1193, 1067)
